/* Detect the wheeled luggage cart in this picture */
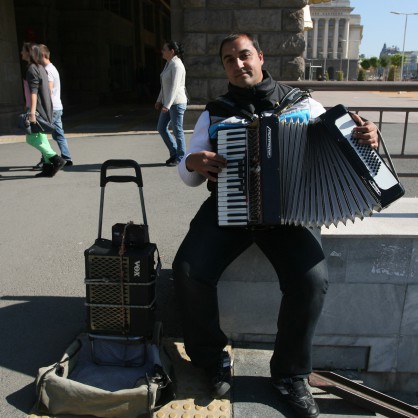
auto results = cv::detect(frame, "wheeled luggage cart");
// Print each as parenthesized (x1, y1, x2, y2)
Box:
(84, 159, 160, 339)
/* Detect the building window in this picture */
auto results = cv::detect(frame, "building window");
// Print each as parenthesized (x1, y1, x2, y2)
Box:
(104, 0, 132, 20)
(142, 2, 155, 32)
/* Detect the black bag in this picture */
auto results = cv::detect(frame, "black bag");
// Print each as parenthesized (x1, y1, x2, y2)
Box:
(112, 221, 150, 247)
(17, 111, 55, 135)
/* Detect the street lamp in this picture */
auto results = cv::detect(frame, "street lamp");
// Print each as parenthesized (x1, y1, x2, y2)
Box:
(390, 11, 418, 81)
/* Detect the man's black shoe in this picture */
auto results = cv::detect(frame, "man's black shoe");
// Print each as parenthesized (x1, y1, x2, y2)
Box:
(205, 350, 232, 399)
(65, 160, 73, 166)
(165, 156, 177, 165)
(34, 163, 54, 177)
(272, 377, 319, 418)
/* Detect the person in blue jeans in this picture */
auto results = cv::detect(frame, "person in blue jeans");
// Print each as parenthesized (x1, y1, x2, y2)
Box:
(33, 44, 73, 170)
(20, 42, 66, 177)
(155, 41, 187, 166)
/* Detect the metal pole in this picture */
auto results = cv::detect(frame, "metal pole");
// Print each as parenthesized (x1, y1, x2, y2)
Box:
(390, 12, 418, 81)
(400, 14, 407, 80)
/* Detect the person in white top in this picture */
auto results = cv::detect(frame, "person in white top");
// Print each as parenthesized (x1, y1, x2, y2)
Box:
(155, 41, 187, 166)
(34, 44, 73, 169)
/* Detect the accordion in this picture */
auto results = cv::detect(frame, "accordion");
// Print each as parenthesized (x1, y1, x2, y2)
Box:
(216, 104, 404, 228)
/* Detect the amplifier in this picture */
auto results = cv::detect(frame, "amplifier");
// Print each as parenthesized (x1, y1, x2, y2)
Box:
(84, 238, 159, 337)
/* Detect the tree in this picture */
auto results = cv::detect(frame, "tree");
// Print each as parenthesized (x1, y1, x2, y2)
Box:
(369, 57, 379, 78)
(358, 68, 366, 81)
(388, 66, 396, 81)
(379, 55, 390, 80)
(390, 53, 404, 80)
(390, 53, 404, 67)
(360, 58, 371, 71)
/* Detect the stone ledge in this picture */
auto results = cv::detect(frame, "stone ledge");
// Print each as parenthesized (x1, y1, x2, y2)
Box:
(322, 198, 418, 237)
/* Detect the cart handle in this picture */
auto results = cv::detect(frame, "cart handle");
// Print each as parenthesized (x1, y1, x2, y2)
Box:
(100, 159, 143, 187)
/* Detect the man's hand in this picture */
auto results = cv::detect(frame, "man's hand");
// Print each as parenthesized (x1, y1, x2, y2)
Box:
(351, 113, 379, 149)
(186, 151, 227, 182)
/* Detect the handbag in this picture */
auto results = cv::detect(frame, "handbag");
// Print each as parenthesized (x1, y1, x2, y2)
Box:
(17, 113, 31, 135)
(17, 111, 55, 135)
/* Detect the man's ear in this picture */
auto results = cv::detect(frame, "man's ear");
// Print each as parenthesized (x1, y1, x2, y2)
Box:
(258, 51, 264, 64)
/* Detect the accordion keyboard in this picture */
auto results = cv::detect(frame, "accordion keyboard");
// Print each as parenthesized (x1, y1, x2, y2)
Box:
(217, 128, 249, 226)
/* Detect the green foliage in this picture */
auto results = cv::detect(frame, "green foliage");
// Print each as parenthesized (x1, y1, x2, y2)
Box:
(390, 53, 404, 68)
(357, 68, 366, 81)
(336, 70, 344, 81)
(360, 58, 371, 70)
(379, 55, 390, 68)
(369, 57, 379, 68)
(388, 66, 396, 81)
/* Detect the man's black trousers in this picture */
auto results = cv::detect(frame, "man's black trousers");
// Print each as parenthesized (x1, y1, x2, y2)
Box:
(172, 195, 329, 378)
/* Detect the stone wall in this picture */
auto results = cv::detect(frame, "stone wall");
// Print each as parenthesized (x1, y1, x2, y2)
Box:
(0, 0, 23, 134)
(171, 0, 309, 103)
(216, 198, 418, 391)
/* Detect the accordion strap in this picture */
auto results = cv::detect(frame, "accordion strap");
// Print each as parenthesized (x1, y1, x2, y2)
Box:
(213, 87, 310, 122)
(212, 96, 258, 122)
(272, 88, 311, 116)
(358, 116, 401, 183)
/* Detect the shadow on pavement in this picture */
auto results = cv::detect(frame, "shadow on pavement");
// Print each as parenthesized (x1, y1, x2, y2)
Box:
(0, 295, 85, 414)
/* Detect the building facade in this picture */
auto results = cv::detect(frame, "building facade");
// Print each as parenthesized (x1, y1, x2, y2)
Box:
(1, 0, 309, 134)
(304, 0, 362, 80)
(380, 44, 418, 80)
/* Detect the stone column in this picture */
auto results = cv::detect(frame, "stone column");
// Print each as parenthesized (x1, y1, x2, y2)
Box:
(303, 30, 308, 58)
(322, 17, 329, 58)
(333, 18, 340, 59)
(343, 18, 350, 58)
(312, 17, 319, 59)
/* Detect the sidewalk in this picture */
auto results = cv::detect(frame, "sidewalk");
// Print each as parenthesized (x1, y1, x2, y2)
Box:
(2, 89, 418, 144)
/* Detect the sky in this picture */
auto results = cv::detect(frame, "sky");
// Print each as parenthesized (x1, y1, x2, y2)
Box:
(349, 0, 418, 57)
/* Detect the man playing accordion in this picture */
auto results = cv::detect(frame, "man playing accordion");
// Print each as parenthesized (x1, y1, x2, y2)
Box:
(173, 33, 379, 418)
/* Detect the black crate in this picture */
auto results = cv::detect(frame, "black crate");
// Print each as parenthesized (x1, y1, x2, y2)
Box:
(86, 302, 155, 337)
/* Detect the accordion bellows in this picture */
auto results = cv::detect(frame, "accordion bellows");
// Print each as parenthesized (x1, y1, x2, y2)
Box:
(217, 104, 404, 228)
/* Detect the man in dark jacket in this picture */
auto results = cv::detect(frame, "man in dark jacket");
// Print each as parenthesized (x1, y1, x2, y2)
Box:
(174, 33, 379, 418)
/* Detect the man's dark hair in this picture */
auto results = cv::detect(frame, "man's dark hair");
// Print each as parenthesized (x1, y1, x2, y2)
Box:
(218, 33, 262, 64)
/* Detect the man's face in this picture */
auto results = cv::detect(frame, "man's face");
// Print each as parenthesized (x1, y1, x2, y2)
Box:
(221, 36, 264, 88)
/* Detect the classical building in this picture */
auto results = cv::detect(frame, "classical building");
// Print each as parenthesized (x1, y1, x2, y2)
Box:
(304, 0, 362, 80)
